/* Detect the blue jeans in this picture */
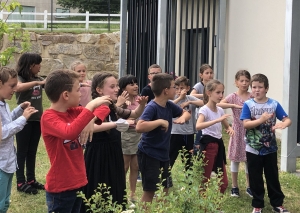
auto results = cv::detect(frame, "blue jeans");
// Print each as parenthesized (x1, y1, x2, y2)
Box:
(46, 188, 82, 213)
(194, 130, 202, 145)
(0, 169, 13, 213)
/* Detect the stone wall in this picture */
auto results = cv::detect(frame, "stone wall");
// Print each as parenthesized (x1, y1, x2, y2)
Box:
(5, 32, 120, 78)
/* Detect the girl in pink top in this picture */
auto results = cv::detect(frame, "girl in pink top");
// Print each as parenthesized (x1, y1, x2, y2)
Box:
(218, 70, 252, 198)
(70, 61, 91, 107)
(118, 75, 141, 206)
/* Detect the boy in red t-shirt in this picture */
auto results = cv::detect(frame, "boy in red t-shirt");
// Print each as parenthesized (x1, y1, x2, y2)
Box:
(41, 69, 111, 213)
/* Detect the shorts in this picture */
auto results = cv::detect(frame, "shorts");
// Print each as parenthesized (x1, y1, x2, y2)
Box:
(121, 128, 141, 155)
(137, 150, 172, 191)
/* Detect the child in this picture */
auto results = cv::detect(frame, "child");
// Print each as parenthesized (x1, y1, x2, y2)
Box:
(191, 64, 214, 147)
(136, 73, 191, 203)
(15, 53, 46, 194)
(0, 67, 38, 212)
(70, 61, 92, 107)
(240, 74, 291, 213)
(82, 72, 148, 211)
(218, 70, 252, 198)
(196, 79, 234, 194)
(140, 64, 162, 103)
(170, 76, 203, 171)
(41, 69, 111, 213)
(118, 75, 141, 206)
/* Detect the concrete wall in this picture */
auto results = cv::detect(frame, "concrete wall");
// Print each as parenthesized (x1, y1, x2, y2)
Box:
(3, 32, 120, 78)
(224, 0, 286, 104)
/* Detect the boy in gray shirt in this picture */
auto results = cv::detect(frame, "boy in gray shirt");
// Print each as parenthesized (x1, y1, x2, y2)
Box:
(170, 76, 203, 171)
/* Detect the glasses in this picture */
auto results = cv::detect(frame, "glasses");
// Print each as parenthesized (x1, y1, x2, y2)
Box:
(148, 72, 161, 75)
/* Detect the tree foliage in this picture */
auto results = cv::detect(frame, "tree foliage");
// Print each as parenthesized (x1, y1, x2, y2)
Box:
(0, 1, 30, 66)
(57, 0, 121, 14)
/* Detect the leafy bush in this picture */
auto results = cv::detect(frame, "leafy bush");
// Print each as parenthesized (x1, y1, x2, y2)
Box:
(79, 150, 225, 213)
(0, 2, 30, 66)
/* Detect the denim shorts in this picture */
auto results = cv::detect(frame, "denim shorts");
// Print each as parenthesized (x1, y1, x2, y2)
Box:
(46, 188, 82, 213)
(137, 150, 172, 191)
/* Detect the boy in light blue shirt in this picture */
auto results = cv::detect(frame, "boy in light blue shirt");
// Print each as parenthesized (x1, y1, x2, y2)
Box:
(0, 67, 37, 213)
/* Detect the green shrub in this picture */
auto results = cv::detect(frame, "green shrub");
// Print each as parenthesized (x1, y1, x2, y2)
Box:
(79, 151, 225, 213)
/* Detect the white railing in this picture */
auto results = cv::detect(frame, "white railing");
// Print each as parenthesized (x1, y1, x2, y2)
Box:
(0, 10, 120, 30)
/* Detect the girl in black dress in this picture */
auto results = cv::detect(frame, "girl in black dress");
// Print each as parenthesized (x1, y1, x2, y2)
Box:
(82, 72, 147, 211)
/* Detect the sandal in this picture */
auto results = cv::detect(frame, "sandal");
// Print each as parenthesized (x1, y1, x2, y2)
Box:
(28, 180, 45, 190)
(17, 183, 38, 194)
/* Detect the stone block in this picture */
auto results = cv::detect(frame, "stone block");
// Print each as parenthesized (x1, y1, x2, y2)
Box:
(40, 58, 64, 76)
(49, 44, 82, 55)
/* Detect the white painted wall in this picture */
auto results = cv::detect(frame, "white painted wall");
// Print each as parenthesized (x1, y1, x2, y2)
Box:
(224, 0, 286, 105)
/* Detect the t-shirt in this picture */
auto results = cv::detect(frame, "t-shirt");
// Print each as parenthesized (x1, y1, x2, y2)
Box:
(16, 76, 43, 121)
(79, 80, 92, 107)
(240, 98, 288, 156)
(192, 81, 205, 96)
(140, 84, 155, 103)
(171, 95, 198, 134)
(198, 105, 224, 139)
(41, 106, 109, 193)
(138, 100, 183, 161)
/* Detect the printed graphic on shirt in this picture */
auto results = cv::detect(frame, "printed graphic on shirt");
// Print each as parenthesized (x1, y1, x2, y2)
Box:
(31, 85, 42, 100)
(63, 138, 80, 150)
(242, 98, 287, 155)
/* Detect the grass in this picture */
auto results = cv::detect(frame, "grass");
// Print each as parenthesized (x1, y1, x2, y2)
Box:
(5, 93, 300, 213)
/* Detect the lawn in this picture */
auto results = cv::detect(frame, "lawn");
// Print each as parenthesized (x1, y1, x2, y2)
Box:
(6, 93, 300, 213)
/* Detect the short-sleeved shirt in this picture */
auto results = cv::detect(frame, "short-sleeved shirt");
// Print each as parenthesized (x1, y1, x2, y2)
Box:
(198, 105, 224, 139)
(192, 82, 205, 97)
(15, 76, 43, 121)
(140, 85, 155, 103)
(171, 95, 198, 134)
(138, 100, 183, 161)
(240, 98, 288, 155)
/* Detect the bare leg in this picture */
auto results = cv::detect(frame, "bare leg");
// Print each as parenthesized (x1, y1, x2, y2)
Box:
(123, 155, 131, 174)
(231, 172, 238, 188)
(141, 191, 155, 202)
(129, 155, 138, 199)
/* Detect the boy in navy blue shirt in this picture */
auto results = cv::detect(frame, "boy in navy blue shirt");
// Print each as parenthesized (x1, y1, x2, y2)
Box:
(136, 73, 191, 203)
(240, 74, 291, 213)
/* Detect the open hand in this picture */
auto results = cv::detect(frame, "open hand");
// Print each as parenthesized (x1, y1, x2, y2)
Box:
(23, 107, 38, 120)
(137, 96, 148, 105)
(80, 120, 94, 145)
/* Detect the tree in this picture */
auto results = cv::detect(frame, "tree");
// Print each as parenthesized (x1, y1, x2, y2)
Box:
(57, 0, 121, 14)
(0, 1, 30, 66)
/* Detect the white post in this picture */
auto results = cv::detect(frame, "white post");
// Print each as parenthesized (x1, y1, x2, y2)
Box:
(44, 10, 47, 29)
(0, 10, 3, 20)
(85, 11, 89, 30)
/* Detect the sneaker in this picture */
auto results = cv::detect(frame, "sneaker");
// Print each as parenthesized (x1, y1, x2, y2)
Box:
(272, 206, 290, 213)
(137, 172, 142, 183)
(128, 201, 136, 209)
(231, 187, 240, 197)
(252, 208, 262, 213)
(246, 187, 253, 198)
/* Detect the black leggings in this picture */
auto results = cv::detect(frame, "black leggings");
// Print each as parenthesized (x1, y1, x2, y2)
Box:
(16, 121, 41, 184)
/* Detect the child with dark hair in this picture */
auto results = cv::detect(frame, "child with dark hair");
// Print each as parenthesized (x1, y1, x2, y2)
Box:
(15, 52, 46, 194)
(42, 69, 111, 213)
(170, 76, 203, 172)
(118, 75, 142, 207)
(0, 67, 38, 212)
(136, 73, 191, 203)
(240, 73, 291, 213)
(81, 72, 148, 211)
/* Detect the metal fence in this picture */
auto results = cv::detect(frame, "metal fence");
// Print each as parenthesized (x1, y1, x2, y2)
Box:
(126, 0, 219, 89)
